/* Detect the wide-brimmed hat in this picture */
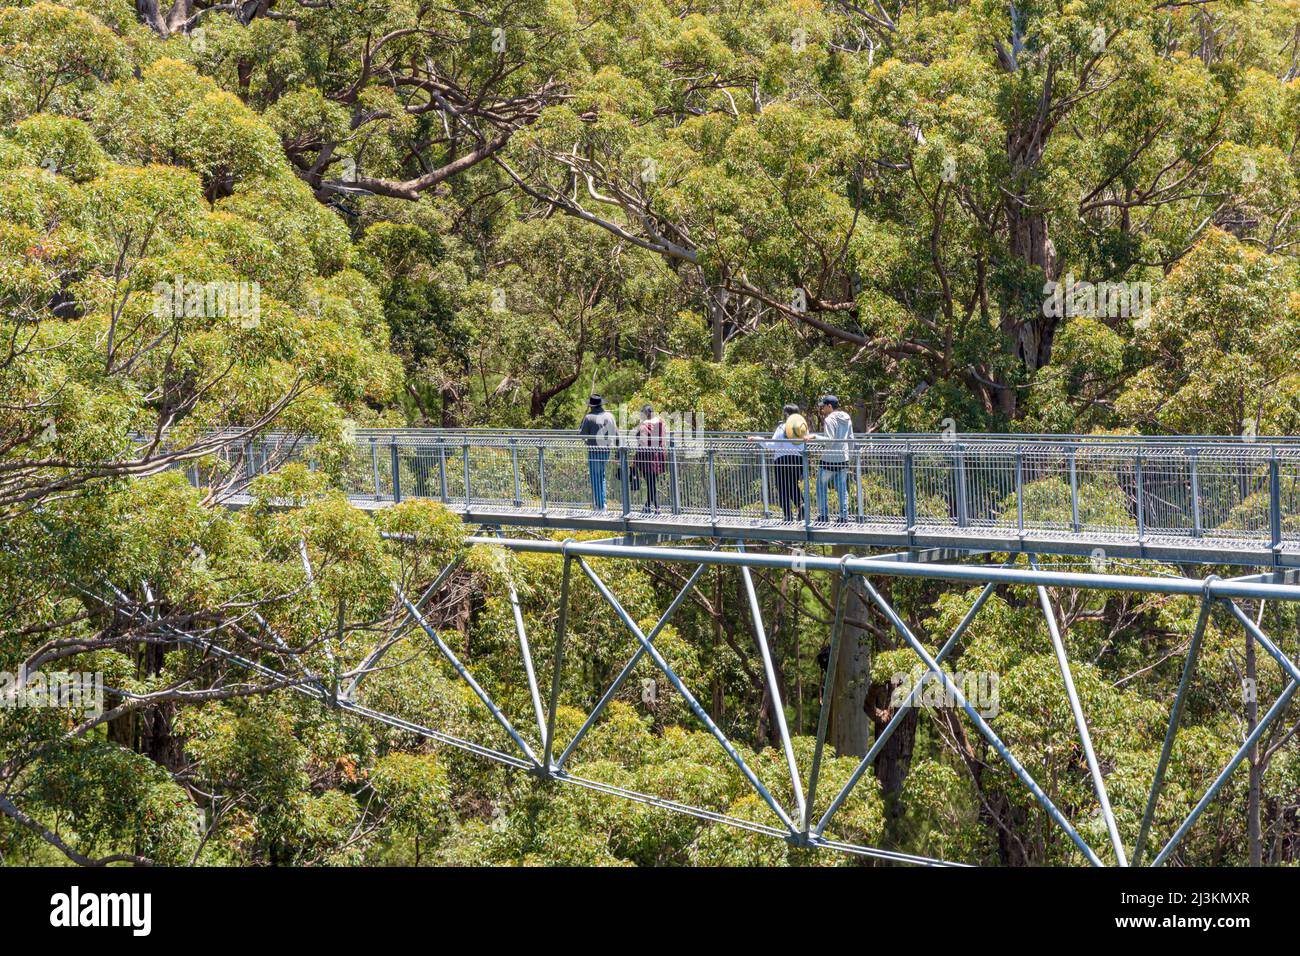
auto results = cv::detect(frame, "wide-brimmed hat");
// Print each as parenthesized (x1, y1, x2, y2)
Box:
(588, 395, 604, 407)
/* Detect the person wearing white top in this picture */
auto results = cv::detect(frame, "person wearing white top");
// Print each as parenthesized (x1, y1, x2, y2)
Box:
(748, 403, 806, 521)
(811, 395, 854, 522)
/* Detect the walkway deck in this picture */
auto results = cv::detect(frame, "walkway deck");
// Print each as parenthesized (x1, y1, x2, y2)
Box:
(216, 430, 1300, 567)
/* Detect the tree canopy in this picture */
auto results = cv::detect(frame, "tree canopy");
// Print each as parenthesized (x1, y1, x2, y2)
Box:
(0, 0, 1298, 867)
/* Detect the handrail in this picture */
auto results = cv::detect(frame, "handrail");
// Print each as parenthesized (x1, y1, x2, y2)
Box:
(348, 428, 1300, 445)
(197, 427, 1300, 566)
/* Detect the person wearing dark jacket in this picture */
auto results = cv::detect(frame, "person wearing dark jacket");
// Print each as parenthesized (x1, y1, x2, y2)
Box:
(579, 395, 618, 510)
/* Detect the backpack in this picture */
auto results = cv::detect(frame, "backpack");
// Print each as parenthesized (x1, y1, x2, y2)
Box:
(783, 413, 808, 440)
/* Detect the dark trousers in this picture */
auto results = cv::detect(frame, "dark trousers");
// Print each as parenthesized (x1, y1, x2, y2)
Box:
(774, 455, 804, 521)
(638, 468, 659, 509)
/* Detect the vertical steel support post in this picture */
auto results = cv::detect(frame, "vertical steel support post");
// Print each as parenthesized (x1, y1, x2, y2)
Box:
(620, 444, 632, 518)
(805, 564, 850, 837)
(1032, 559, 1127, 865)
(370, 437, 380, 500)
(543, 552, 573, 772)
(955, 444, 968, 527)
(537, 445, 548, 514)
(390, 442, 401, 503)
(1015, 447, 1025, 536)
(1069, 447, 1080, 533)
(855, 446, 865, 524)
(462, 442, 471, 510)
(803, 451, 813, 533)
(706, 448, 717, 524)
(760, 448, 771, 519)
(1135, 453, 1146, 542)
(1269, 448, 1282, 554)
(437, 441, 448, 503)
(903, 448, 917, 541)
(1190, 449, 1202, 538)
(669, 440, 681, 515)
(1133, 592, 1213, 865)
(737, 544, 805, 824)
(511, 439, 522, 508)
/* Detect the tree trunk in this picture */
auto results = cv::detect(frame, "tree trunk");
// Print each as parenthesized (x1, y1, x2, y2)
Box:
(995, 44, 1062, 412)
(708, 286, 727, 362)
(439, 385, 460, 427)
(1002, 197, 1059, 375)
(139, 640, 186, 773)
(748, 571, 786, 751)
(829, 550, 872, 757)
(136, 0, 194, 36)
(861, 582, 921, 840)
(866, 679, 918, 841)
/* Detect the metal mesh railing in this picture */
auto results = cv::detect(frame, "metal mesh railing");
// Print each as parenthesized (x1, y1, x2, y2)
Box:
(207, 429, 1300, 554)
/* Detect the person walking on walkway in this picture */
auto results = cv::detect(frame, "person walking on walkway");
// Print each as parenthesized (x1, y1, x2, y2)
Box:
(579, 395, 618, 510)
(633, 404, 667, 512)
(749, 403, 807, 521)
(812, 395, 854, 522)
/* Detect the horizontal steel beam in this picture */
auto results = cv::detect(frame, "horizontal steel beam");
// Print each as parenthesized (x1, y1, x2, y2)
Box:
(238, 426, 1300, 448)
(465, 537, 1300, 602)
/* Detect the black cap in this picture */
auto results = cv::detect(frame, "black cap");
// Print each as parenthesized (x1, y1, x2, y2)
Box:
(819, 395, 839, 407)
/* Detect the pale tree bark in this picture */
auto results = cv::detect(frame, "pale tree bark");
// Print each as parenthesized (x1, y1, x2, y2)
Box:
(829, 550, 872, 757)
(996, 30, 1061, 389)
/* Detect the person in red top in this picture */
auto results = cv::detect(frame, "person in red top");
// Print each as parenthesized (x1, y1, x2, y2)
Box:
(632, 404, 667, 512)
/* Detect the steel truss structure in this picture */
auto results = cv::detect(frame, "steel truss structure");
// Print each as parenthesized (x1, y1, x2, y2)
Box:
(160, 427, 1300, 863)
(98, 527, 1300, 867)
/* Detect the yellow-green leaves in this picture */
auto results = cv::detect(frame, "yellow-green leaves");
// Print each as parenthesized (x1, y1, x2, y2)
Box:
(93, 58, 281, 195)
(0, 2, 128, 122)
(1117, 230, 1300, 435)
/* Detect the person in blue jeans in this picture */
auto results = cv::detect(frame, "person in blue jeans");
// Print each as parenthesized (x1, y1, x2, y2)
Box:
(812, 395, 854, 522)
(579, 395, 618, 510)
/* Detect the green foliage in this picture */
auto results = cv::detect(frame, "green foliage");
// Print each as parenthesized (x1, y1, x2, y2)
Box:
(0, 2, 129, 121)
(1117, 230, 1300, 435)
(2, 0, 1299, 870)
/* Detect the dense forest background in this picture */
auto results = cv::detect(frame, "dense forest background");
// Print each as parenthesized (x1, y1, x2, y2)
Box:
(1, 0, 1299, 865)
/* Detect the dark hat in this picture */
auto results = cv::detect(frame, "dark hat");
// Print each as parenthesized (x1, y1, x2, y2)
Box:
(588, 395, 604, 407)
(819, 394, 839, 407)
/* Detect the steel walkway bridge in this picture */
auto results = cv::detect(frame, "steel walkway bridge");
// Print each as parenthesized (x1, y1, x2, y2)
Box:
(181, 428, 1300, 865)
(219, 429, 1300, 567)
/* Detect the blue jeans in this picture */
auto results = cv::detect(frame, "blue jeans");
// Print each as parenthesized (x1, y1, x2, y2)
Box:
(817, 464, 849, 521)
(587, 452, 609, 509)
